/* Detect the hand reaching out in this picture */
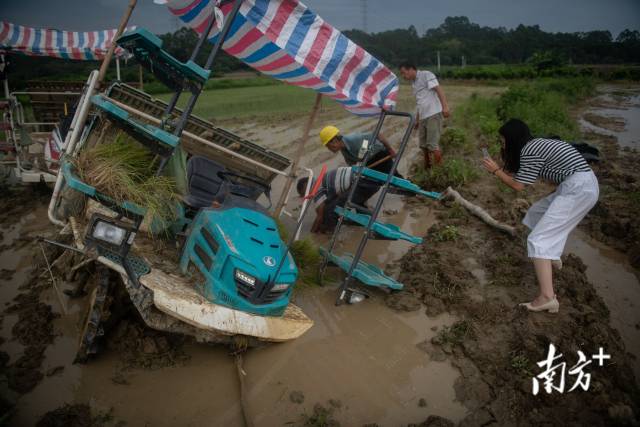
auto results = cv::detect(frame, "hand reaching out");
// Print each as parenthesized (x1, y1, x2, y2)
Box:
(482, 157, 500, 174)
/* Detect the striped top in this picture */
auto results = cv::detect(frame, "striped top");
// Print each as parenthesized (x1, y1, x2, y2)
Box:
(313, 167, 352, 205)
(0, 21, 132, 60)
(514, 138, 591, 185)
(161, 0, 398, 116)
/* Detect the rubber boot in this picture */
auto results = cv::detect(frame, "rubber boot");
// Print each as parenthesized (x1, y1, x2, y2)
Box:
(433, 150, 443, 165)
(423, 151, 431, 169)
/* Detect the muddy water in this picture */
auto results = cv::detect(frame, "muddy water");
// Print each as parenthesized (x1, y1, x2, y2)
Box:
(245, 290, 463, 426)
(578, 85, 640, 148)
(10, 255, 466, 427)
(566, 231, 640, 381)
(0, 205, 51, 364)
(569, 84, 640, 382)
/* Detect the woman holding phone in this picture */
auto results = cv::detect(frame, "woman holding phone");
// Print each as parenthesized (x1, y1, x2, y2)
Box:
(482, 119, 599, 313)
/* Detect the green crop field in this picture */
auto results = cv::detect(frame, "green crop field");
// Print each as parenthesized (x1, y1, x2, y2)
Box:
(159, 83, 330, 120)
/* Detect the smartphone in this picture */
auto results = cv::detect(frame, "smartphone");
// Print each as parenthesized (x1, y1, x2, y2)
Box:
(482, 148, 490, 158)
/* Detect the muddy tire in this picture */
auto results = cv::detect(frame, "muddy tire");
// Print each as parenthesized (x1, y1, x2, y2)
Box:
(74, 266, 112, 363)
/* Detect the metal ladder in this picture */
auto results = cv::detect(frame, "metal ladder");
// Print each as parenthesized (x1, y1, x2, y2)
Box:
(318, 110, 441, 305)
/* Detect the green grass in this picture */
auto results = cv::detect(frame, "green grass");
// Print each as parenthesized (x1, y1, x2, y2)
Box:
(439, 64, 640, 81)
(455, 94, 501, 149)
(443, 77, 596, 147)
(496, 78, 595, 140)
(160, 83, 324, 120)
(510, 350, 533, 377)
(289, 238, 323, 287)
(145, 76, 281, 95)
(432, 225, 460, 242)
(413, 158, 479, 190)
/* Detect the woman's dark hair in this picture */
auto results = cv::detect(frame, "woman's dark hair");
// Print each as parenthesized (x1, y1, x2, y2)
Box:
(499, 118, 533, 173)
(296, 177, 309, 197)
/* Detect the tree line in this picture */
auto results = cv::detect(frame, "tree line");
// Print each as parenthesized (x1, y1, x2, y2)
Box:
(4, 16, 639, 89)
(344, 16, 639, 66)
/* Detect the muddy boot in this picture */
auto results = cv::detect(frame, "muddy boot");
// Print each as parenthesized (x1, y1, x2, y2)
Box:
(433, 150, 443, 165)
(423, 151, 431, 169)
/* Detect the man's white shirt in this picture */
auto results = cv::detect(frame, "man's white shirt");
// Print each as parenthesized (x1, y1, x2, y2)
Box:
(412, 70, 442, 120)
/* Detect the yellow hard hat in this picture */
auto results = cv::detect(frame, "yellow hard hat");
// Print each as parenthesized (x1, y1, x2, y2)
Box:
(320, 125, 340, 146)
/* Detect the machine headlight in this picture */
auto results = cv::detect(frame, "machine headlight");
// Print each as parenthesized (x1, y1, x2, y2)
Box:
(92, 220, 127, 246)
(85, 214, 136, 254)
(271, 283, 290, 292)
(235, 269, 256, 287)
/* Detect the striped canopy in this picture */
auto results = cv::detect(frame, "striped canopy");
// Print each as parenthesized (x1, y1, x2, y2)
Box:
(0, 21, 132, 61)
(161, 0, 398, 116)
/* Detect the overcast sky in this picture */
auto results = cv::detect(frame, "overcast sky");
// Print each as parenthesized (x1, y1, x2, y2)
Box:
(2, 0, 639, 37)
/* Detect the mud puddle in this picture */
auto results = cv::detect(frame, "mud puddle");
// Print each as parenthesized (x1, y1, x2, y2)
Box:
(4, 186, 461, 427)
(244, 288, 465, 426)
(0, 204, 51, 365)
(579, 85, 640, 148)
(10, 265, 466, 427)
(566, 230, 640, 382)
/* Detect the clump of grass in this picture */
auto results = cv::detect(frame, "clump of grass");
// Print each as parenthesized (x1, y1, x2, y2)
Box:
(290, 238, 322, 287)
(301, 402, 340, 427)
(414, 159, 479, 191)
(432, 225, 460, 242)
(440, 127, 469, 150)
(434, 320, 475, 346)
(443, 203, 467, 220)
(509, 350, 533, 377)
(74, 133, 179, 220)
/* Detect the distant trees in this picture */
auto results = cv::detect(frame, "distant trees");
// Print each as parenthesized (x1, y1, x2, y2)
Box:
(344, 16, 640, 66)
(4, 16, 638, 89)
(158, 27, 247, 73)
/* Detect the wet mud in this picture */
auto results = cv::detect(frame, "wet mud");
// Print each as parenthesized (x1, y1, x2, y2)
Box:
(387, 83, 640, 425)
(576, 87, 640, 272)
(396, 205, 639, 425)
(1, 83, 639, 426)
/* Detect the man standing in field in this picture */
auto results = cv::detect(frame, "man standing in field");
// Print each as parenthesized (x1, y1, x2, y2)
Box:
(399, 62, 450, 169)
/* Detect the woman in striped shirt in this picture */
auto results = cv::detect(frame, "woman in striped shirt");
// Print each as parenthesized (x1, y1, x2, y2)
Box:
(482, 119, 599, 314)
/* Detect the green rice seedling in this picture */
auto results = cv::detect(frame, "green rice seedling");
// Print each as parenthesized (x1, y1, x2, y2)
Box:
(74, 132, 180, 222)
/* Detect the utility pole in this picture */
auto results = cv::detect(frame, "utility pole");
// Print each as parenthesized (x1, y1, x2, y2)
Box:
(97, 0, 137, 85)
(437, 51, 441, 73)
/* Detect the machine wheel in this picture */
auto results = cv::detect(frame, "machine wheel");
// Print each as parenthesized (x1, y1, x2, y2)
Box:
(74, 266, 113, 363)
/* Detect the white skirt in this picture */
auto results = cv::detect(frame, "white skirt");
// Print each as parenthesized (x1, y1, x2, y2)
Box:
(523, 171, 599, 260)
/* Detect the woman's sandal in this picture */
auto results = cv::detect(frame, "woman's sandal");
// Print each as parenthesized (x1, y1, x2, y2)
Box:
(519, 297, 559, 313)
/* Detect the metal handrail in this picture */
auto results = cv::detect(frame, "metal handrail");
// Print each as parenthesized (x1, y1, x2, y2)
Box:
(48, 70, 100, 227)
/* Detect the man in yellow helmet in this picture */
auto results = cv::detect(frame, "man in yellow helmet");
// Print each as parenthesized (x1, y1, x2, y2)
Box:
(317, 125, 403, 212)
(319, 125, 397, 170)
